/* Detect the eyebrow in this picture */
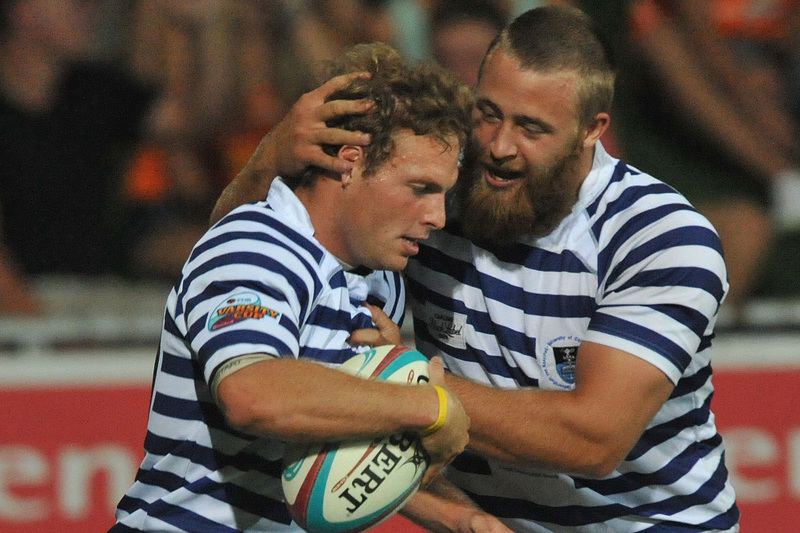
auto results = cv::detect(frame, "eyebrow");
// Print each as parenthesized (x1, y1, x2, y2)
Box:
(475, 97, 554, 134)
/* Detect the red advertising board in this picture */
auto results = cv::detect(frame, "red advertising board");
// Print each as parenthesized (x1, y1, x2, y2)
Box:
(712, 367, 800, 532)
(0, 385, 150, 532)
(1, 348, 798, 532)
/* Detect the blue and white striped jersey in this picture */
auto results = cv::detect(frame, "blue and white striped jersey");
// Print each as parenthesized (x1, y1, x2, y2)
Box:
(406, 143, 739, 532)
(112, 178, 405, 533)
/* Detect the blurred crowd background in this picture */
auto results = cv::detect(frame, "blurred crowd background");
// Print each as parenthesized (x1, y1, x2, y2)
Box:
(1, 0, 799, 340)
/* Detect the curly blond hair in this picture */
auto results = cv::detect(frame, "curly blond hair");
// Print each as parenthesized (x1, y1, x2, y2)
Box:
(298, 43, 474, 183)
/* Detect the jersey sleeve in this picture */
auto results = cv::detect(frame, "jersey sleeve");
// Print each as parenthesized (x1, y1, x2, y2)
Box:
(176, 212, 321, 385)
(586, 202, 728, 384)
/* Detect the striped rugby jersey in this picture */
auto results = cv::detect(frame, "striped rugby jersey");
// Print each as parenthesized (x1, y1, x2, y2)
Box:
(406, 143, 739, 532)
(111, 178, 405, 533)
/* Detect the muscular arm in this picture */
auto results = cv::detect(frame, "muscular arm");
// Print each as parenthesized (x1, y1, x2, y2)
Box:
(217, 357, 440, 441)
(216, 355, 470, 470)
(360, 305, 675, 477)
(445, 341, 674, 477)
(210, 72, 375, 225)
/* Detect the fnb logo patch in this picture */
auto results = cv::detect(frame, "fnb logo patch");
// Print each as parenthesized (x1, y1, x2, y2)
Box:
(207, 292, 280, 331)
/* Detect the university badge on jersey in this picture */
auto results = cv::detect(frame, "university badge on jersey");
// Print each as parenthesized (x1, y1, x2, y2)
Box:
(207, 291, 281, 331)
(541, 336, 581, 389)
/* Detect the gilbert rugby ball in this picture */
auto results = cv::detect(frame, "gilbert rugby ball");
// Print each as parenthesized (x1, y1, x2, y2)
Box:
(282, 345, 431, 532)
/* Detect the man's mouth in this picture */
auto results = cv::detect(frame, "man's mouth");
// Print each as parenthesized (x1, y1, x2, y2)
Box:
(483, 164, 525, 188)
(402, 236, 421, 255)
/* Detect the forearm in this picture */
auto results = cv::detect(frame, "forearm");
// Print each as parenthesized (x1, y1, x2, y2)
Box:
(218, 358, 440, 442)
(444, 374, 614, 476)
(402, 476, 508, 533)
(445, 341, 675, 478)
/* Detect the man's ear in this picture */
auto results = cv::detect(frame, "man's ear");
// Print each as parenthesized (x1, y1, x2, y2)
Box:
(583, 112, 610, 148)
(339, 145, 364, 186)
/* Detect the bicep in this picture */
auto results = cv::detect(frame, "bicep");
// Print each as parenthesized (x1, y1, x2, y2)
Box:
(574, 341, 674, 452)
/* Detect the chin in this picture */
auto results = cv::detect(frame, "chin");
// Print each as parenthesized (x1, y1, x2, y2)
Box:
(362, 256, 409, 273)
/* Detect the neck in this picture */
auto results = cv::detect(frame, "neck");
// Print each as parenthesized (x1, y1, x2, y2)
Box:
(294, 179, 352, 265)
(572, 142, 598, 198)
(0, 37, 66, 112)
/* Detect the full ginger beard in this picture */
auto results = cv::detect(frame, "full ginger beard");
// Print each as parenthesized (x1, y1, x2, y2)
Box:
(455, 140, 584, 247)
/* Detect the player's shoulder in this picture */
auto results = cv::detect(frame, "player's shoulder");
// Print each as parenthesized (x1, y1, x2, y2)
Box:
(186, 202, 326, 280)
(591, 159, 714, 235)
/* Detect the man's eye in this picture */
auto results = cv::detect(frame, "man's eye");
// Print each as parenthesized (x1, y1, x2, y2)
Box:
(477, 106, 499, 122)
(523, 126, 544, 138)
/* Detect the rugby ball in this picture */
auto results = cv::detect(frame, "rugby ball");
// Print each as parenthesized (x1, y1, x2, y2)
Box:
(282, 345, 431, 532)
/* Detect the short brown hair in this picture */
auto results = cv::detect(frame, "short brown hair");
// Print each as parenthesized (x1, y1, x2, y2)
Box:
(482, 5, 616, 129)
(299, 43, 474, 184)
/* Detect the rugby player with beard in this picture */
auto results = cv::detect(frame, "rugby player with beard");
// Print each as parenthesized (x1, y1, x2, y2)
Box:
(212, 6, 739, 532)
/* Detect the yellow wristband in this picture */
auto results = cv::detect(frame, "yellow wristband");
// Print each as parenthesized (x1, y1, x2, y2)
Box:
(422, 385, 448, 436)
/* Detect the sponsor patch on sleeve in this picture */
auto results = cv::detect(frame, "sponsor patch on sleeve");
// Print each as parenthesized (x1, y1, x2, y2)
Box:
(207, 291, 281, 331)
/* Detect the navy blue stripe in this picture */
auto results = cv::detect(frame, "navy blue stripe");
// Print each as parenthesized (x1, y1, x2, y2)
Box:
(116, 494, 147, 515)
(134, 466, 188, 493)
(387, 271, 405, 321)
(476, 241, 589, 274)
(478, 271, 596, 319)
(633, 450, 736, 522)
(671, 364, 712, 400)
(467, 490, 623, 526)
(181, 251, 316, 320)
(301, 346, 357, 364)
(422, 233, 589, 275)
(151, 392, 227, 426)
(638, 519, 719, 532)
(607, 228, 725, 303)
(136, 499, 247, 533)
(468, 452, 734, 528)
(598, 204, 696, 286)
(590, 312, 690, 373)
(578, 434, 720, 495)
(615, 265, 723, 311)
(196, 329, 292, 369)
(206, 208, 324, 264)
(450, 450, 492, 475)
(307, 304, 353, 333)
(182, 476, 291, 523)
(159, 351, 197, 379)
(585, 159, 632, 218)
(695, 494, 739, 530)
(413, 315, 539, 386)
(698, 334, 713, 352)
(593, 181, 682, 242)
(163, 310, 182, 338)
(143, 431, 281, 477)
(108, 521, 141, 532)
(627, 404, 714, 462)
